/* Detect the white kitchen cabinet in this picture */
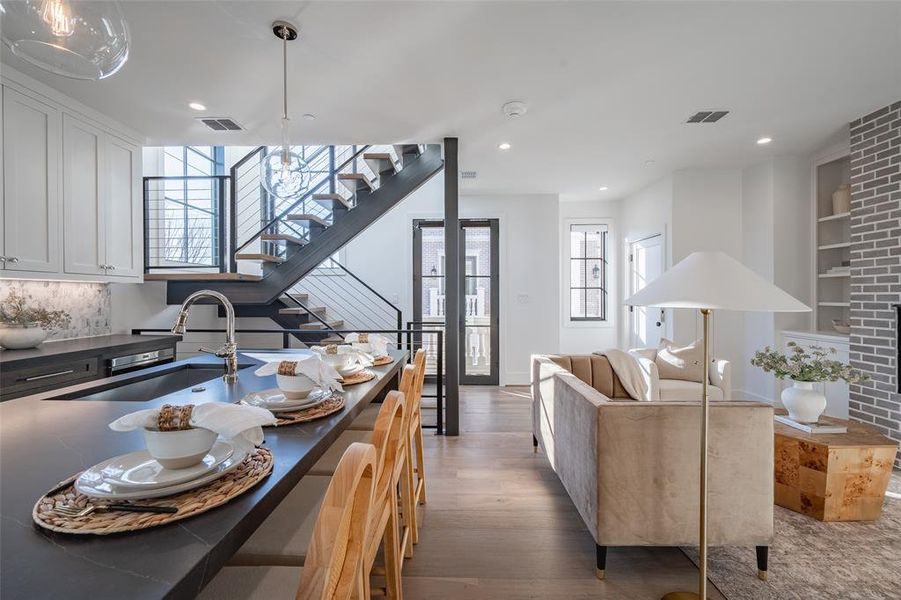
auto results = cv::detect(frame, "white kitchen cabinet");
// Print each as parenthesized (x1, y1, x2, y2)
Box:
(1, 86, 61, 273)
(103, 134, 142, 277)
(63, 114, 104, 276)
(62, 114, 142, 278)
(0, 70, 144, 282)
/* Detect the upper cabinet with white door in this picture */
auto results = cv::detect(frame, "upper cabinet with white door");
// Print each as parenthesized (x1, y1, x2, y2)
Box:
(1, 67, 144, 281)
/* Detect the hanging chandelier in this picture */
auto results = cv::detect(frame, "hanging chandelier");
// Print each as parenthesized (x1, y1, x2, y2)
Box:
(0, 0, 129, 80)
(261, 20, 311, 200)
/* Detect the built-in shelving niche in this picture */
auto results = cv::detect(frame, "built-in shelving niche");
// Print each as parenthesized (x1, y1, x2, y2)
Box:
(815, 154, 851, 334)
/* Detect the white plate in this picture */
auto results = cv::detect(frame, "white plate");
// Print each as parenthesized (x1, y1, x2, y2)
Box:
(240, 388, 330, 413)
(75, 449, 248, 500)
(97, 441, 235, 490)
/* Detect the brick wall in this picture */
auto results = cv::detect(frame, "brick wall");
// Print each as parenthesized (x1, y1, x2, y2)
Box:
(848, 100, 901, 468)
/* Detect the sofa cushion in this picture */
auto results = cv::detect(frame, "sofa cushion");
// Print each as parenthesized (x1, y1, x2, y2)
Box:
(655, 338, 704, 383)
(658, 378, 723, 401)
(547, 354, 631, 399)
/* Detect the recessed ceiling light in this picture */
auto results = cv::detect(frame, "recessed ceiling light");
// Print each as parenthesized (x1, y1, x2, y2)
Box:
(599, 186, 609, 191)
(188, 102, 207, 111)
(498, 142, 511, 151)
(302, 113, 316, 121)
(644, 159, 656, 167)
(757, 137, 773, 145)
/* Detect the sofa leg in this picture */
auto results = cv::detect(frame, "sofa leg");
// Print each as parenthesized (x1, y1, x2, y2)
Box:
(595, 544, 607, 580)
(756, 546, 768, 581)
(532, 434, 538, 453)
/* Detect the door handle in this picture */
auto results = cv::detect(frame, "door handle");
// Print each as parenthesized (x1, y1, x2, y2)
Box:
(24, 369, 75, 382)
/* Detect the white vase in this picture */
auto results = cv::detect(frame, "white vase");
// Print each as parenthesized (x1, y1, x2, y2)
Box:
(781, 381, 827, 424)
(832, 183, 851, 215)
(0, 324, 48, 349)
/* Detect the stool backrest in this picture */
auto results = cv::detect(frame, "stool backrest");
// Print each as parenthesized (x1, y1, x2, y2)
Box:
(412, 348, 427, 417)
(297, 442, 377, 600)
(370, 390, 406, 501)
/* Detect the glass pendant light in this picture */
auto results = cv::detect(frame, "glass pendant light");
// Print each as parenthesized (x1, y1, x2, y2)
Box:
(0, 0, 129, 80)
(261, 21, 310, 200)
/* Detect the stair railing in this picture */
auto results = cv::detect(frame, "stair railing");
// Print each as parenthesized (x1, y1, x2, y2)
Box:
(229, 144, 374, 271)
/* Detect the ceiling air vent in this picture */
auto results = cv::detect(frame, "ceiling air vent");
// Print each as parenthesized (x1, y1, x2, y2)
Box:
(686, 110, 729, 124)
(461, 171, 477, 179)
(196, 117, 244, 131)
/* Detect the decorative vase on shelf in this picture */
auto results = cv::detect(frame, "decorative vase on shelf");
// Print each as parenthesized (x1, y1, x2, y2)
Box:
(0, 323, 48, 350)
(832, 183, 851, 215)
(781, 381, 827, 424)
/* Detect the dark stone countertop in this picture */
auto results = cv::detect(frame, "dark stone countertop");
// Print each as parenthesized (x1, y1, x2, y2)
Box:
(0, 334, 179, 366)
(0, 349, 406, 599)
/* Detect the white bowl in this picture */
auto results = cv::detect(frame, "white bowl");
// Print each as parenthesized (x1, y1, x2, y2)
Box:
(276, 373, 317, 399)
(320, 352, 355, 373)
(143, 427, 217, 470)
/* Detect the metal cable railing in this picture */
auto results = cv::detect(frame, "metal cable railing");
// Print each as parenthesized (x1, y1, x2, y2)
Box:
(131, 326, 445, 433)
(143, 175, 229, 271)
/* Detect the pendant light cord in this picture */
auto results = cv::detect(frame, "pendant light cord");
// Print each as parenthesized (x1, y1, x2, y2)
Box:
(282, 26, 288, 121)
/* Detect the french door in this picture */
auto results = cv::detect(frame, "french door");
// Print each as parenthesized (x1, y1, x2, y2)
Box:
(413, 219, 499, 385)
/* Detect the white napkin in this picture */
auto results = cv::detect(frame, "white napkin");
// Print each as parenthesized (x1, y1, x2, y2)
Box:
(312, 344, 374, 367)
(109, 403, 276, 454)
(345, 333, 391, 357)
(254, 353, 343, 392)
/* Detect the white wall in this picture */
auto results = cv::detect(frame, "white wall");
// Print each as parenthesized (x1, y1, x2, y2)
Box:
(343, 173, 561, 385)
(558, 199, 620, 353)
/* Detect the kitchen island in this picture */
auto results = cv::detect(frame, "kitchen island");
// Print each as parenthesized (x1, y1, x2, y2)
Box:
(0, 349, 406, 599)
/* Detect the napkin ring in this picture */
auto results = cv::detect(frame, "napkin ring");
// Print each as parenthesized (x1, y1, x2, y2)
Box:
(157, 404, 194, 431)
(325, 344, 338, 355)
(358, 333, 369, 343)
(277, 361, 297, 376)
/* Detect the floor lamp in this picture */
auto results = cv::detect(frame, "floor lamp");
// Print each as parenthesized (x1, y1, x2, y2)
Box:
(624, 251, 810, 600)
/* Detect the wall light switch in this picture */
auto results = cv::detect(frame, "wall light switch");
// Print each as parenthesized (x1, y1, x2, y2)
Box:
(517, 294, 530, 304)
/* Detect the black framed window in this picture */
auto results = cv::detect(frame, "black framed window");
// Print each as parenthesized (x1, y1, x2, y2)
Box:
(569, 224, 608, 321)
(161, 146, 225, 264)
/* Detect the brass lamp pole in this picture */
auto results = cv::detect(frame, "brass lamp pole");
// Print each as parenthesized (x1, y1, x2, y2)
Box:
(624, 251, 810, 600)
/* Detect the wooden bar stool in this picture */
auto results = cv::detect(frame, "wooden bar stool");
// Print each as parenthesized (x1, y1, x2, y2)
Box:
(410, 349, 428, 510)
(230, 392, 409, 600)
(199, 442, 377, 600)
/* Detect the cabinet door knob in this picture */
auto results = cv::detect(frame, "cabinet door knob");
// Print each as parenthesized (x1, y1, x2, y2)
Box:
(108, 265, 116, 270)
(8, 257, 19, 264)
(0, 257, 6, 263)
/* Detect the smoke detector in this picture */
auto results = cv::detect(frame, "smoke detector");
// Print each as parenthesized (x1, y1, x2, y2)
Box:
(502, 101, 528, 118)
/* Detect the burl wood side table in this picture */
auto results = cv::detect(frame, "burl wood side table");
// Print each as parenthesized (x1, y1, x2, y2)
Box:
(774, 414, 898, 521)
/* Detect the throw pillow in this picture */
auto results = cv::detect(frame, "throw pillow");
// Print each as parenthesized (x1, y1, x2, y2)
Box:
(655, 338, 704, 383)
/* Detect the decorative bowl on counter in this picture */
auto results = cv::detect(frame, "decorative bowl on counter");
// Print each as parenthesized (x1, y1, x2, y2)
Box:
(0, 323, 48, 350)
(276, 373, 317, 399)
(143, 426, 217, 469)
(831, 319, 850, 334)
(319, 352, 357, 375)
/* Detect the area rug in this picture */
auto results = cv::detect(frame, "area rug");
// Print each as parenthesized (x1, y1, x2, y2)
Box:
(682, 473, 901, 600)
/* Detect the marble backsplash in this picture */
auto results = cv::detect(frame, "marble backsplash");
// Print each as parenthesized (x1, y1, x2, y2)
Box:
(0, 280, 111, 340)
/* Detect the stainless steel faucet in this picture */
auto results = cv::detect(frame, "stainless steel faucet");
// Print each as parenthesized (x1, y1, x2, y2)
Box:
(171, 290, 239, 383)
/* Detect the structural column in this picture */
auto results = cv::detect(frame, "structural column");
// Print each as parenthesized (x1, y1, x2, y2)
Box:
(443, 137, 460, 436)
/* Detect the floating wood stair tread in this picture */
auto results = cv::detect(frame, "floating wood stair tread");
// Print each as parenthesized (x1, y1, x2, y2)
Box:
(144, 273, 263, 282)
(363, 153, 397, 175)
(338, 173, 375, 193)
(312, 194, 352, 209)
(298, 320, 343, 330)
(280, 294, 309, 302)
(393, 144, 422, 158)
(261, 233, 307, 245)
(234, 253, 284, 263)
(278, 306, 326, 315)
(285, 214, 330, 227)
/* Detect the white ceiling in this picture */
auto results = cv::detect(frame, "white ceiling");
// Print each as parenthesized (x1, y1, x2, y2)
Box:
(3, 1, 900, 199)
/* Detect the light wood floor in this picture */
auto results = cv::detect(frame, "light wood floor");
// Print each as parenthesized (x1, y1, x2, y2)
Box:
(405, 385, 726, 600)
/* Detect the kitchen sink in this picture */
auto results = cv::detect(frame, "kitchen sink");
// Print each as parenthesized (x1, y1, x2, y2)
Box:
(49, 363, 253, 402)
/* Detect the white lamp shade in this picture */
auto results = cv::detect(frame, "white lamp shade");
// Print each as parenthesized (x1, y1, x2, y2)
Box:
(624, 251, 810, 312)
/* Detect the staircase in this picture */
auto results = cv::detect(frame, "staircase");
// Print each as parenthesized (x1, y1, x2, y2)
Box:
(144, 143, 443, 342)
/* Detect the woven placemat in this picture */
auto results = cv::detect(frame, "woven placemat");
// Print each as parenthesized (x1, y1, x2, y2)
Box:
(33, 448, 273, 536)
(372, 356, 392, 367)
(342, 369, 375, 386)
(272, 394, 345, 426)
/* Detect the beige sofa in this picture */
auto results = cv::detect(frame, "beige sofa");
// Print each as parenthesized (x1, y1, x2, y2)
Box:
(531, 354, 774, 580)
